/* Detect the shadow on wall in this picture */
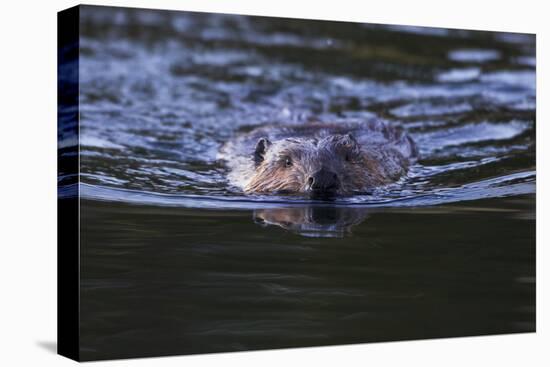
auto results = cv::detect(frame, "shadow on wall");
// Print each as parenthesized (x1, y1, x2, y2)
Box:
(36, 341, 57, 354)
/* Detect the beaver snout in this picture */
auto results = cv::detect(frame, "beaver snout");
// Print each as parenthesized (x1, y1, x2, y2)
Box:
(307, 168, 340, 196)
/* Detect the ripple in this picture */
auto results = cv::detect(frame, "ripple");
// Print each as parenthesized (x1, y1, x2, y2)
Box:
(415, 120, 531, 153)
(480, 70, 536, 89)
(390, 101, 472, 118)
(436, 67, 480, 83)
(79, 170, 535, 209)
(80, 136, 125, 150)
(448, 49, 501, 63)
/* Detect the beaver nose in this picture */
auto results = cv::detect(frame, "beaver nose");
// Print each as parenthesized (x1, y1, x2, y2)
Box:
(308, 168, 339, 193)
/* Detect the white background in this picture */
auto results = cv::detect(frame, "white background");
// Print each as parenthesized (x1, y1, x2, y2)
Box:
(0, 0, 546, 365)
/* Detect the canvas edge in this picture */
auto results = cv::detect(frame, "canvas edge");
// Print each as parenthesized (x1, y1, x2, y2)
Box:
(57, 4, 81, 362)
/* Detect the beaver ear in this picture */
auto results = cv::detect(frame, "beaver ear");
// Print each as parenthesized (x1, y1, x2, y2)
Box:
(346, 133, 357, 144)
(254, 137, 272, 165)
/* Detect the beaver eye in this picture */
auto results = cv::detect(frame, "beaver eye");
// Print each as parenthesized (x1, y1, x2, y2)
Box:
(344, 150, 359, 163)
(284, 157, 293, 167)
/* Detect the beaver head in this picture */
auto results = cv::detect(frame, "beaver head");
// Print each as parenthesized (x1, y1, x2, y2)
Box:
(245, 134, 374, 197)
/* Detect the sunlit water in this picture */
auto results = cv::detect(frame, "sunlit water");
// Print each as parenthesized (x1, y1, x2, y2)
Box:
(60, 6, 536, 360)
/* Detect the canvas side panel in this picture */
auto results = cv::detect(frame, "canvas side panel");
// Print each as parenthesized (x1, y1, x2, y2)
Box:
(57, 5, 80, 362)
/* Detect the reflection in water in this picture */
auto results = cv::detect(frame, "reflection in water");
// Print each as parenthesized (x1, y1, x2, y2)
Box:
(254, 206, 369, 237)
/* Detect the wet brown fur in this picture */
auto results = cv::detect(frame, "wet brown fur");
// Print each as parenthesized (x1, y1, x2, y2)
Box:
(219, 120, 417, 196)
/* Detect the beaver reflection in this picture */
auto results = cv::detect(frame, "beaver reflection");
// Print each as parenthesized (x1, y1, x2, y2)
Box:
(253, 206, 369, 238)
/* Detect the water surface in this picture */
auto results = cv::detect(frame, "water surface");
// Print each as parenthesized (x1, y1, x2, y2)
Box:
(66, 6, 536, 360)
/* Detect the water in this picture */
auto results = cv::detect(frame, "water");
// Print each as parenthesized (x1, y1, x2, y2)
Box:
(66, 6, 535, 360)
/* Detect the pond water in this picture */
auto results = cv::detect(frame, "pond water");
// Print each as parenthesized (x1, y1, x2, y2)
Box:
(62, 5, 535, 360)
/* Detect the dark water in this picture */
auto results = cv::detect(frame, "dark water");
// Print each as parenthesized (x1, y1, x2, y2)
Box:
(69, 5, 535, 360)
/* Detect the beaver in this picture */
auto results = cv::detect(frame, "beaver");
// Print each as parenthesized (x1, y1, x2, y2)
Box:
(219, 120, 417, 197)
